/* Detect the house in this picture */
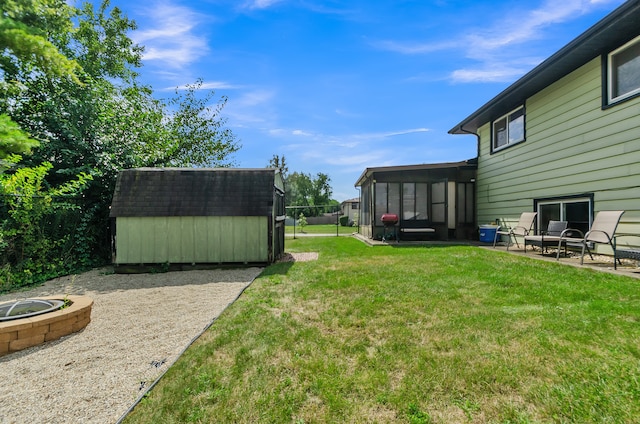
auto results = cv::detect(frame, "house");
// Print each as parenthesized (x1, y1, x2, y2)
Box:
(340, 197, 359, 225)
(354, 160, 477, 241)
(109, 168, 285, 271)
(449, 0, 640, 252)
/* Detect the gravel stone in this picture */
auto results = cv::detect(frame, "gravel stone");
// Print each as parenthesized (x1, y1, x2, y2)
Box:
(0, 266, 262, 424)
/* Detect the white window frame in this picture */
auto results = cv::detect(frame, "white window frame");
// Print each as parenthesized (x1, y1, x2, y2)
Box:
(607, 35, 640, 104)
(492, 106, 525, 152)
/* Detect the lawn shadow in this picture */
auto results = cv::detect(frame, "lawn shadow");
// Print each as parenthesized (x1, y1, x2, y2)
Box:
(259, 261, 294, 276)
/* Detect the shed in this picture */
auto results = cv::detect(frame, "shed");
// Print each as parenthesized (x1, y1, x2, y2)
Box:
(109, 168, 285, 271)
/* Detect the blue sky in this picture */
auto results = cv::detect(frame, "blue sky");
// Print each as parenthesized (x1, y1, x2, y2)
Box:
(93, 0, 626, 201)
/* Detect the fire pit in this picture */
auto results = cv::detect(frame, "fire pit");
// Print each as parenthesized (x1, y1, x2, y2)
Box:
(381, 213, 399, 242)
(0, 295, 92, 356)
(0, 298, 65, 321)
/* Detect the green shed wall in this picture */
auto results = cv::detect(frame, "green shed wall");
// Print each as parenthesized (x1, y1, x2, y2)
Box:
(476, 56, 640, 237)
(114, 216, 269, 264)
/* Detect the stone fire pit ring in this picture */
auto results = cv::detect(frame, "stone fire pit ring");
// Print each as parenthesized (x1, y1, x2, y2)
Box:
(0, 295, 93, 356)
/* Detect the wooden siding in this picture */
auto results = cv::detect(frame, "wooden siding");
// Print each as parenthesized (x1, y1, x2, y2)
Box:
(115, 216, 268, 264)
(476, 56, 640, 235)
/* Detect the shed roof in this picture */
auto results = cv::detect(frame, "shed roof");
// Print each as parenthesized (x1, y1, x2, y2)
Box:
(109, 168, 282, 217)
(449, 0, 640, 135)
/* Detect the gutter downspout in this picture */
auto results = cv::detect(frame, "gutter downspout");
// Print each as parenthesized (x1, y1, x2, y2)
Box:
(456, 125, 480, 158)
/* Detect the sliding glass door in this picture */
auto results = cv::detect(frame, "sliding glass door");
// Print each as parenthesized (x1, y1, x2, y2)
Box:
(535, 196, 593, 234)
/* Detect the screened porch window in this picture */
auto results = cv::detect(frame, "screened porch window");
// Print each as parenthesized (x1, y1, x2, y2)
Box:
(375, 182, 400, 226)
(402, 183, 428, 221)
(361, 182, 371, 226)
(431, 182, 446, 223)
(457, 182, 474, 224)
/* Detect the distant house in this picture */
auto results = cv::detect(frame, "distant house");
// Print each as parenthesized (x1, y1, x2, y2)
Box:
(109, 168, 285, 270)
(340, 197, 359, 225)
(354, 160, 477, 241)
(449, 0, 640, 249)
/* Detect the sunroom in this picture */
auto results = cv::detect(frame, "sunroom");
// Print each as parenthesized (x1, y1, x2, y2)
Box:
(354, 160, 477, 241)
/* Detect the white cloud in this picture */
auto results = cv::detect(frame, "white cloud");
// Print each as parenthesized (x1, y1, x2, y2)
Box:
(277, 127, 430, 148)
(242, 0, 284, 10)
(236, 89, 276, 107)
(466, 1, 593, 53)
(371, 128, 430, 138)
(224, 89, 278, 126)
(457, 0, 627, 81)
(132, 2, 209, 68)
(165, 81, 242, 91)
(292, 129, 312, 136)
(450, 65, 532, 84)
(334, 108, 362, 118)
(322, 152, 394, 167)
(372, 39, 458, 55)
(376, 0, 624, 83)
(273, 127, 431, 168)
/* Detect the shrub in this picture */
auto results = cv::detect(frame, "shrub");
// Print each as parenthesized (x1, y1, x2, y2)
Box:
(298, 213, 307, 232)
(0, 156, 92, 291)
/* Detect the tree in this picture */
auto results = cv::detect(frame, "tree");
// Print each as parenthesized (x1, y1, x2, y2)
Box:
(0, 0, 82, 83)
(0, 0, 84, 161)
(286, 172, 312, 207)
(0, 0, 95, 285)
(268, 154, 288, 179)
(297, 213, 307, 232)
(311, 172, 332, 208)
(0, 0, 240, 282)
(0, 115, 39, 169)
(285, 171, 333, 216)
(161, 80, 240, 167)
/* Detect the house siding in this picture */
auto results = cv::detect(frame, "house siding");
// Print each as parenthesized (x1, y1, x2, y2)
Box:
(115, 216, 269, 264)
(476, 56, 640, 238)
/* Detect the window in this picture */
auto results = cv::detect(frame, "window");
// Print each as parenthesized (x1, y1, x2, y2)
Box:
(431, 182, 446, 223)
(607, 35, 640, 105)
(492, 106, 525, 151)
(361, 182, 371, 226)
(351, 202, 358, 210)
(534, 196, 593, 235)
(402, 183, 428, 221)
(374, 182, 400, 226)
(457, 182, 474, 224)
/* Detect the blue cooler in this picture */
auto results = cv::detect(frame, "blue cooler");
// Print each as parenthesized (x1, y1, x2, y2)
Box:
(479, 225, 498, 243)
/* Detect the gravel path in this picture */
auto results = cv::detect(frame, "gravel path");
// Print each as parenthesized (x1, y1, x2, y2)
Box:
(0, 266, 262, 424)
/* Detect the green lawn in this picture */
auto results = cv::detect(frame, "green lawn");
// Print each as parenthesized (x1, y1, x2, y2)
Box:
(124, 237, 640, 423)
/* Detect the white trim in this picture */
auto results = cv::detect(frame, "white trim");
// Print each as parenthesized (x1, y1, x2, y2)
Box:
(492, 106, 525, 152)
(607, 34, 640, 104)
